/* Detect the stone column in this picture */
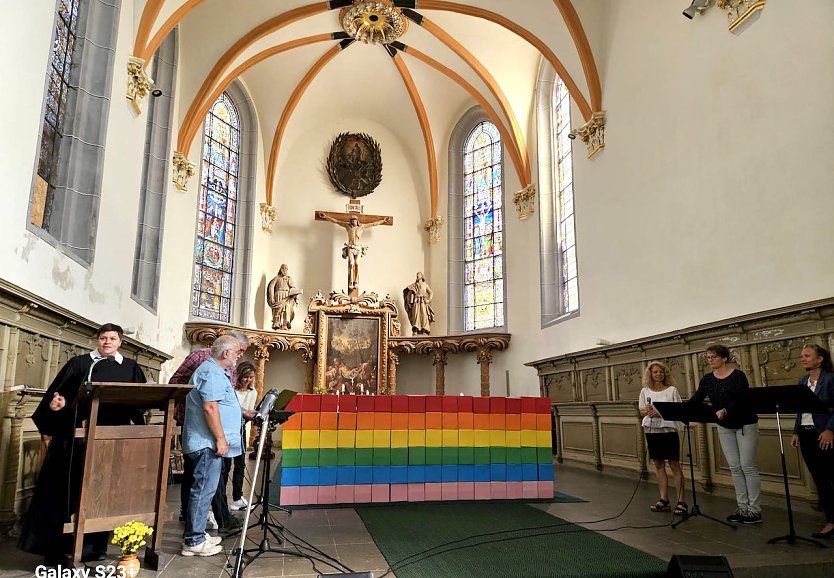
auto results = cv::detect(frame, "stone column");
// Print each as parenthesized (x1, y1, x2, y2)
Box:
(476, 347, 493, 397)
(302, 350, 315, 394)
(433, 349, 448, 395)
(387, 350, 399, 394)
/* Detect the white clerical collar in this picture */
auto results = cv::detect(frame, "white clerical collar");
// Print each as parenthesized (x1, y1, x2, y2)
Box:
(89, 350, 124, 364)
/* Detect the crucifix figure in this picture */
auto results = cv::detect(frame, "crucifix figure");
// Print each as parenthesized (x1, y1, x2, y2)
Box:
(316, 210, 393, 295)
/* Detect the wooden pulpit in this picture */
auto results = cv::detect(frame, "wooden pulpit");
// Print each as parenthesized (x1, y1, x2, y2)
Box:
(65, 382, 192, 568)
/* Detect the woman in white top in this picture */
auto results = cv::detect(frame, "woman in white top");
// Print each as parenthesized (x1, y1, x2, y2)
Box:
(639, 361, 686, 515)
(230, 361, 258, 511)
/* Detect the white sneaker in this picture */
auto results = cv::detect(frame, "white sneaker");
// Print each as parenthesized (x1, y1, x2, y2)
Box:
(230, 498, 249, 511)
(204, 534, 223, 546)
(206, 511, 219, 530)
(181, 540, 222, 557)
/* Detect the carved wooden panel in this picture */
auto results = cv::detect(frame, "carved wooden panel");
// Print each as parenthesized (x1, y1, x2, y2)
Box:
(15, 332, 50, 389)
(757, 339, 807, 386)
(544, 372, 573, 402)
(581, 368, 607, 402)
(562, 421, 594, 453)
(601, 423, 638, 458)
(614, 363, 642, 400)
(665, 356, 688, 396)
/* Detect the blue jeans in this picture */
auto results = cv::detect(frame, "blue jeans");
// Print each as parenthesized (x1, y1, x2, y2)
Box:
(718, 423, 761, 514)
(183, 447, 222, 546)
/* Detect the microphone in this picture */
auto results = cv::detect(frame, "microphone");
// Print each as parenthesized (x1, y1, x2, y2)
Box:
(85, 355, 115, 385)
(254, 388, 280, 424)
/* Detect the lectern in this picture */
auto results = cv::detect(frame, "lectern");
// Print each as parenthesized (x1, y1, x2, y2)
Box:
(66, 382, 192, 568)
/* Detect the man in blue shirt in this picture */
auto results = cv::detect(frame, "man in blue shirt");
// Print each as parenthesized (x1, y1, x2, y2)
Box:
(181, 334, 251, 556)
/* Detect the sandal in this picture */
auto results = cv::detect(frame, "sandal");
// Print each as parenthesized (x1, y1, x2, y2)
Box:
(673, 502, 689, 516)
(650, 499, 670, 512)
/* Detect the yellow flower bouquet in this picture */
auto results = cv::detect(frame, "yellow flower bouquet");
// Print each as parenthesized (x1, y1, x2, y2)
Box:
(112, 521, 154, 556)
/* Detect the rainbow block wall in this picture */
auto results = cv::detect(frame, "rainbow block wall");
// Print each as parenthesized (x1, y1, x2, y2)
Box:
(279, 394, 554, 505)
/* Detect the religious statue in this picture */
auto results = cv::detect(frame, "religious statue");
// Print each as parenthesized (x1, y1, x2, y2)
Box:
(267, 264, 302, 330)
(403, 272, 435, 335)
(315, 211, 393, 294)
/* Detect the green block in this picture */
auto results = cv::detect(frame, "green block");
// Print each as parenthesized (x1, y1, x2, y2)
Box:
(282, 448, 301, 468)
(425, 446, 443, 465)
(300, 448, 319, 467)
(442, 447, 459, 465)
(409, 446, 426, 465)
(538, 447, 553, 464)
(506, 447, 522, 465)
(373, 447, 391, 466)
(391, 447, 409, 466)
(319, 448, 338, 467)
(355, 448, 374, 466)
(490, 446, 507, 464)
(458, 447, 475, 465)
(336, 448, 355, 466)
(473, 447, 491, 465)
(521, 447, 538, 464)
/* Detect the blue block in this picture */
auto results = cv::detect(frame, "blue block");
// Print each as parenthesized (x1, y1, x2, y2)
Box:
(489, 464, 507, 481)
(390, 465, 409, 484)
(407, 465, 425, 483)
(299, 467, 319, 486)
(472, 464, 490, 482)
(336, 466, 355, 485)
(538, 464, 554, 481)
(319, 466, 337, 486)
(521, 463, 538, 481)
(282, 467, 301, 486)
(506, 464, 523, 482)
(441, 465, 458, 483)
(425, 465, 443, 483)
(372, 466, 391, 484)
(355, 465, 374, 484)
(457, 464, 474, 482)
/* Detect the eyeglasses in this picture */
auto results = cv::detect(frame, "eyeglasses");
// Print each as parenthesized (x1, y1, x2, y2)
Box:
(705, 355, 720, 361)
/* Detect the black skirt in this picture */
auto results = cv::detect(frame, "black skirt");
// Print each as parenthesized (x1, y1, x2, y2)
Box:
(646, 431, 681, 461)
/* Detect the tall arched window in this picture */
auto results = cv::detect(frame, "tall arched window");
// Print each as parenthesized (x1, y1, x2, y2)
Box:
(191, 93, 241, 322)
(463, 121, 504, 330)
(552, 78, 578, 314)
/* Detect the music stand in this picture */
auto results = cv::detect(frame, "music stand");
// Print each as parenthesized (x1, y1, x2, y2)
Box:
(653, 401, 736, 530)
(744, 384, 829, 548)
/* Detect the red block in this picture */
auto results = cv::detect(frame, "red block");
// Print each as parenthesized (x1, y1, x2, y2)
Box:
(357, 396, 375, 412)
(535, 397, 552, 414)
(280, 486, 300, 506)
(506, 482, 523, 500)
(505, 398, 521, 414)
(285, 395, 303, 412)
(458, 396, 473, 412)
(335, 485, 355, 504)
(339, 395, 357, 412)
(408, 395, 426, 413)
(441, 482, 459, 501)
(354, 484, 373, 504)
(457, 482, 475, 501)
(473, 482, 491, 500)
(537, 481, 554, 499)
(301, 394, 321, 411)
(520, 397, 538, 413)
(391, 395, 409, 412)
(424, 482, 443, 501)
(489, 397, 506, 414)
(425, 396, 443, 412)
(490, 482, 507, 500)
(390, 484, 409, 502)
(320, 394, 339, 412)
(407, 483, 425, 502)
(372, 484, 390, 503)
(472, 397, 490, 414)
(375, 395, 392, 412)
(299, 486, 318, 505)
(442, 396, 457, 412)
(318, 486, 336, 504)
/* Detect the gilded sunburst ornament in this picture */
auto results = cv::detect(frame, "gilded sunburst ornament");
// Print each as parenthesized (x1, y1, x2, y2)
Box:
(340, 1, 408, 45)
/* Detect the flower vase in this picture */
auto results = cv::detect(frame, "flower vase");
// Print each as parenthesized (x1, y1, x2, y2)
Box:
(116, 554, 141, 578)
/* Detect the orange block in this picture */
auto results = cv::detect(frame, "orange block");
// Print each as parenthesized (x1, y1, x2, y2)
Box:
(408, 413, 426, 430)
(374, 412, 392, 430)
(426, 412, 442, 430)
(338, 412, 356, 430)
(391, 412, 409, 430)
(473, 414, 490, 430)
(357, 412, 375, 430)
(320, 412, 338, 430)
(537, 414, 551, 431)
(505, 414, 521, 430)
(283, 413, 302, 430)
(520, 413, 538, 430)
(489, 413, 506, 430)
(301, 412, 320, 430)
(458, 412, 474, 429)
(442, 412, 458, 429)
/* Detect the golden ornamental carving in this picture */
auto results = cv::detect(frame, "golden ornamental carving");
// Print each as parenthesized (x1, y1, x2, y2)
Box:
(172, 151, 196, 191)
(571, 111, 606, 159)
(126, 56, 153, 115)
(424, 216, 443, 244)
(391, 333, 510, 357)
(340, 1, 408, 45)
(717, 0, 767, 34)
(512, 184, 536, 220)
(184, 323, 315, 359)
(432, 349, 448, 366)
(259, 203, 277, 234)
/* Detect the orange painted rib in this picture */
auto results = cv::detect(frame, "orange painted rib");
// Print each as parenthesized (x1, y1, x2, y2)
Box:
(265, 44, 343, 205)
(419, 0, 592, 120)
(553, 0, 602, 112)
(391, 54, 439, 218)
(141, 0, 206, 62)
(134, 0, 167, 58)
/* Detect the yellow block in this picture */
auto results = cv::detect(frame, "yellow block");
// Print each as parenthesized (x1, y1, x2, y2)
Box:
(520, 430, 538, 447)
(473, 430, 490, 447)
(300, 429, 320, 449)
(391, 430, 409, 448)
(319, 430, 338, 448)
(442, 429, 458, 447)
(425, 429, 442, 447)
(373, 430, 391, 448)
(458, 429, 474, 447)
(282, 430, 301, 449)
(355, 429, 374, 448)
(337, 430, 355, 448)
(505, 430, 521, 447)
(537, 430, 552, 447)
(408, 429, 426, 447)
(489, 429, 506, 446)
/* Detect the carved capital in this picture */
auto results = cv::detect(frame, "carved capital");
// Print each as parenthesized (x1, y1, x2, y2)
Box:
(571, 111, 606, 159)
(172, 151, 196, 192)
(126, 56, 154, 115)
(476, 347, 494, 365)
(512, 184, 536, 220)
(253, 345, 271, 361)
(424, 216, 443, 244)
(717, 0, 767, 34)
(259, 203, 277, 234)
(432, 349, 448, 366)
(388, 350, 399, 366)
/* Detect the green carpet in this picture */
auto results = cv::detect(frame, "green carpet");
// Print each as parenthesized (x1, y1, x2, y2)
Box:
(356, 502, 667, 578)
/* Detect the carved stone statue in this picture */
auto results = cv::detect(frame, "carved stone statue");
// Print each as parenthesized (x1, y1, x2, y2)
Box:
(403, 272, 435, 335)
(267, 264, 301, 330)
(315, 211, 392, 293)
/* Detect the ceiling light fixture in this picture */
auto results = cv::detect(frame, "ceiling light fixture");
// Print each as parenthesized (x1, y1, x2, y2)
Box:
(340, 1, 408, 45)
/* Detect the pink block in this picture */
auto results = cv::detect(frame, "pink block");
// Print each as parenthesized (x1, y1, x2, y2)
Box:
(390, 484, 409, 502)
(457, 482, 475, 500)
(317, 486, 337, 504)
(407, 483, 425, 502)
(522, 481, 538, 499)
(372, 484, 390, 503)
(490, 481, 507, 500)
(474, 482, 491, 500)
(354, 484, 373, 504)
(425, 482, 443, 501)
(537, 481, 554, 499)
(280, 486, 300, 506)
(335, 485, 355, 504)
(441, 482, 459, 501)
(299, 486, 318, 505)
(506, 482, 524, 500)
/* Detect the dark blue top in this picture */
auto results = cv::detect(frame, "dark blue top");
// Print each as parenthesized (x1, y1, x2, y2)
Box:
(793, 370, 834, 434)
(690, 369, 757, 429)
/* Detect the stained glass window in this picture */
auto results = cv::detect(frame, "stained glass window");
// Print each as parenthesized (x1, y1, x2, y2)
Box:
(192, 93, 240, 322)
(463, 121, 504, 330)
(31, 0, 82, 229)
(553, 78, 578, 313)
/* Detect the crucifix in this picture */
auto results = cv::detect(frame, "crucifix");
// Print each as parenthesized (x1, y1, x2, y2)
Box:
(315, 208, 393, 296)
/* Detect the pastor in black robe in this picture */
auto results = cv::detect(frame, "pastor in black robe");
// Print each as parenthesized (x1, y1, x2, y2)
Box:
(18, 353, 146, 562)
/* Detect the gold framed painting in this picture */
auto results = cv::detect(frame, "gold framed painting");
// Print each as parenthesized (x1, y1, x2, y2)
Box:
(315, 309, 389, 395)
